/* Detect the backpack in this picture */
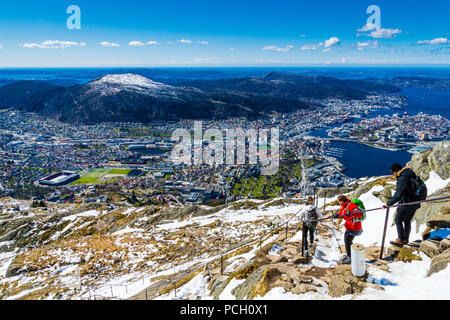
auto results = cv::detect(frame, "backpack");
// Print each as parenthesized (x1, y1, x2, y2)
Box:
(303, 206, 318, 228)
(346, 199, 366, 222)
(410, 176, 428, 201)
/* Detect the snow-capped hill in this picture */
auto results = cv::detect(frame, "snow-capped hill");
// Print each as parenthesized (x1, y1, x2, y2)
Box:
(87, 74, 175, 95)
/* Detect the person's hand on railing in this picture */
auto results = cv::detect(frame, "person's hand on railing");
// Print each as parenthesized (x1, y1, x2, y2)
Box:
(382, 205, 389, 209)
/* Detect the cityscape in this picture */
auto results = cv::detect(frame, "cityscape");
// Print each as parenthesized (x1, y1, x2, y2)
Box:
(0, 91, 447, 208)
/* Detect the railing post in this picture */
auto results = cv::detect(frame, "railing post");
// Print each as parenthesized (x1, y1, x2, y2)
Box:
(220, 254, 224, 275)
(380, 207, 390, 260)
(145, 288, 148, 300)
(285, 222, 288, 239)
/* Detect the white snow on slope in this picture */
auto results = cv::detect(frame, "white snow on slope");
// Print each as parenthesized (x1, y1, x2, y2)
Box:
(426, 171, 450, 195)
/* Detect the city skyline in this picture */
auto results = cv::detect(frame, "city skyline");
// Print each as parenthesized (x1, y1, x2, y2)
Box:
(0, 0, 449, 67)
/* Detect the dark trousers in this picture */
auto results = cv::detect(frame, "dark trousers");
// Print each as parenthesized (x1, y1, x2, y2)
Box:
(395, 205, 420, 242)
(344, 230, 362, 257)
(302, 224, 315, 253)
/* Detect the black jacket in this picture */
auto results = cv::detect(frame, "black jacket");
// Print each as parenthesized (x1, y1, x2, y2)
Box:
(387, 168, 418, 206)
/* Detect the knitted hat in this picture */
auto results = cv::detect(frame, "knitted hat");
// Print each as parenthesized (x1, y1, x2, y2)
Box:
(390, 163, 403, 173)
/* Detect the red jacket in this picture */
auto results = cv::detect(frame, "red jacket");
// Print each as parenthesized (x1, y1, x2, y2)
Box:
(337, 200, 363, 231)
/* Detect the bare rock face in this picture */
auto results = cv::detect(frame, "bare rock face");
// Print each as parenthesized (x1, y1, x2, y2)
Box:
(413, 187, 450, 232)
(328, 265, 384, 298)
(407, 142, 450, 181)
(427, 248, 450, 277)
(420, 240, 442, 258)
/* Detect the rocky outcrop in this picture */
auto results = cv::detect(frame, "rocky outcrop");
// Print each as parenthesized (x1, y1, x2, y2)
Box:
(427, 248, 450, 277)
(407, 141, 450, 181)
(413, 185, 450, 233)
(328, 265, 383, 298)
(420, 240, 442, 258)
(231, 263, 321, 300)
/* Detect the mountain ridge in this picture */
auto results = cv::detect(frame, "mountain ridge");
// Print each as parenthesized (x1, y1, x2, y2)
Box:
(0, 72, 400, 124)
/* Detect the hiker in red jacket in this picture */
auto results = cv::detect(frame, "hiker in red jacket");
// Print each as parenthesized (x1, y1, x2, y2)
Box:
(333, 195, 364, 264)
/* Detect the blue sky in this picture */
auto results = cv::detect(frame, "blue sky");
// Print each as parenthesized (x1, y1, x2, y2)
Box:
(0, 0, 449, 67)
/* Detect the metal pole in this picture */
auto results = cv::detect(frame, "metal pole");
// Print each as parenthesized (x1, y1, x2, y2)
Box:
(220, 254, 224, 275)
(380, 207, 390, 260)
(285, 222, 288, 239)
(145, 288, 148, 300)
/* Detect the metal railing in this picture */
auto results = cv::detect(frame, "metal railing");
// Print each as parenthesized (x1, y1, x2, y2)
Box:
(310, 195, 450, 259)
(79, 193, 450, 300)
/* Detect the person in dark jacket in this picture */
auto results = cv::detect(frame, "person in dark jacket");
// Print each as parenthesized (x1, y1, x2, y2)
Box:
(384, 163, 421, 246)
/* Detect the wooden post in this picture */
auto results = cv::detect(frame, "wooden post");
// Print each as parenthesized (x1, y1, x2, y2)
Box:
(145, 288, 148, 300)
(380, 207, 390, 260)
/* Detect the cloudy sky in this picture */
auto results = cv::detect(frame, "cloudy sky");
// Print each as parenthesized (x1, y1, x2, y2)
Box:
(0, 0, 449, 67)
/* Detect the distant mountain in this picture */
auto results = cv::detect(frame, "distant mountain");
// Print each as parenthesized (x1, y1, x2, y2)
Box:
(0, 72, 400, 124)
(390, 76, 450, 90)
(180, 71, 401, 99)
(0, 81, 60, 109)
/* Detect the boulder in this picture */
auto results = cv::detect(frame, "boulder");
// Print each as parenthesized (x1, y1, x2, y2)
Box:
(413, 188, 450, 233)
(209, 275, 231, 300)
(420, 240, 442, 258)
(328, 274, 352, 298)
(427, 248, 450, 277)
(5, 255, 24, 278)
(426, 213, 450, 229)
(439, 238, 450, 252)
(266, 254, 288, 264)
(291, 254, 312, 265)
(291, 284, 317, 295)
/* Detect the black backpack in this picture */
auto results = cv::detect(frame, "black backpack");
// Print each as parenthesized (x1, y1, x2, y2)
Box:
(304, 207, 318, 227)
(410, 176, 428, 201)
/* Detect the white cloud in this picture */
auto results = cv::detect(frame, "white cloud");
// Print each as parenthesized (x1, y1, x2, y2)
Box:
(357, 40, 379, 50)
(100, 42, 120, 47)
(357, 23, 402, 39)
(300, 34, 307, 38)
(357, 23, 377, 32)
(368, 28, 402, 39)
(324, 36, 340, 48)
(301, 42, 323, 50)
(146, 41, 161, 45)
(178, 39, 193, 44)
(229, 48, 235, 51)
(322, 48, 332, 53)
(22, 40, 85, 49)
(129, 41, 146, 47)
(197, 41, 209, 45)
(416, 38, 449, 45)
(262, 45, 294, 52)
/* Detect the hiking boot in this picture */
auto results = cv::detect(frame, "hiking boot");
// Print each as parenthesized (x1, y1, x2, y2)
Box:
(390, 238, 407, 247)
(337, 255, 351, 265)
